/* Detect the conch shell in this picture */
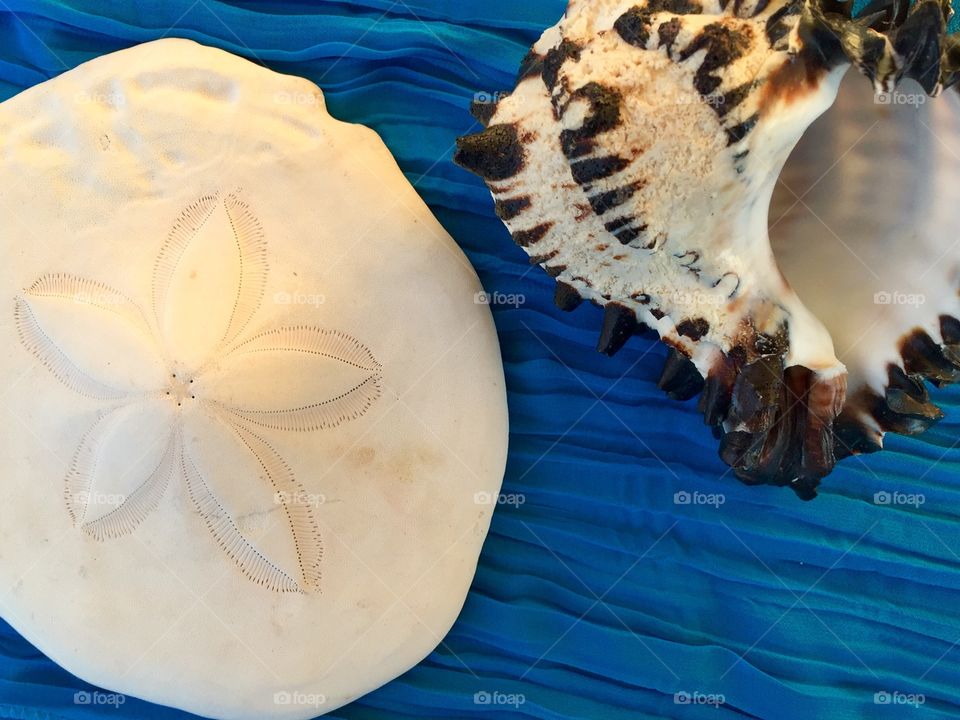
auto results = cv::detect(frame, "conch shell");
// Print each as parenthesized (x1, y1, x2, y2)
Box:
(455, 0, 960, 498)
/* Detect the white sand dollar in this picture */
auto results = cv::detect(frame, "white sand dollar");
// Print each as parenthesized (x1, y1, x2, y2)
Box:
(0, 38, 507, 719)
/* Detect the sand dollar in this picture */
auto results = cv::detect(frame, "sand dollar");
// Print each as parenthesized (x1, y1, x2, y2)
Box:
(0, 38, 507, 719)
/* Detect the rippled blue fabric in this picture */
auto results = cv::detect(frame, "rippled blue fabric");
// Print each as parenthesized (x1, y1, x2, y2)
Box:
(1, 1, 960, 719)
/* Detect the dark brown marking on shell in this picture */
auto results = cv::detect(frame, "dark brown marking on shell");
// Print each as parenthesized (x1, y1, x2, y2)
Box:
(714, 271, 742, 298)
(615, 8, 654, 48)
(715, 82, 753, 119)
(675, 250, 700, 267)
(753, 326, 789, 356)
(699, 353, 737, 427)
(733, 150, 750, 173)
(940, 314, 960, 344)
(874, 365, 944, 434)
(766, 1, 802, 45)
(614, 225, 648, 245)
(677, 317, 710, 341)
(570, 155, 632, 186)
(598, 302, 644, 356)
(554, 281, 583, 312)
(719, 360, 843, 499)
(470, 99, 498, 127)
(589, 182, 644, 216)
(833, 399, 884, 458)
(545, 264, 567, 278)
(893, 0, 946, 94)
(659, 348, 705, 401)
(679, 23, 754, 98)
(454, 124, 525, 181)
(495, 196, 532, 221)
(559, 83, 623, 159)
(726, 113, 759, 145)
(658, 18, 683, 50)
(543, 39, 582, 90)
(513, 222, 554, 247)
(518, 50, 545, 81)
(648, 0, 703, 13)
(529, 249, 560, 266)
(759, 51, 828, 112)
(604, 216, 634, 233)
(900, 328, 960, 387)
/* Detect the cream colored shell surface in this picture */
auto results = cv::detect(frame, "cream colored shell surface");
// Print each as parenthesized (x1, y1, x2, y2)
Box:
(0, 38, 508, 719)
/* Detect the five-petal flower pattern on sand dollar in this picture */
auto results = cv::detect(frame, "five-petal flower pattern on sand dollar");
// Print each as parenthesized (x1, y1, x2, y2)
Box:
(14, 191, 382, 593)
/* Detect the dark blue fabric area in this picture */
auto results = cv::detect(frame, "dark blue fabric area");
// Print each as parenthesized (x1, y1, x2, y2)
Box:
(1, 1, 959, 719)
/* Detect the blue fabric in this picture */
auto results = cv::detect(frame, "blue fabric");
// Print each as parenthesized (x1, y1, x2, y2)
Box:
(1, 2, 960, 719)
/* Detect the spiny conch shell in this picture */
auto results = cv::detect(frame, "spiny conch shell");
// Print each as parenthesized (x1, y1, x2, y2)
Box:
(455, 0, 960, 498)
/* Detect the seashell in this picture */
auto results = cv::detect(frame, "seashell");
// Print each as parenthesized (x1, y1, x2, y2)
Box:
(455, 0, 960, 498)
(0, 39, 508, 719)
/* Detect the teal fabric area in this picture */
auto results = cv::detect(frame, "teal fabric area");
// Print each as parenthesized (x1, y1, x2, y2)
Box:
(0, 1, 959, 719)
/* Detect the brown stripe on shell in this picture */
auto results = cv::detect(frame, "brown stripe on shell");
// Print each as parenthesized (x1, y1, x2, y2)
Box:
(495, 196, 532, 221)
(718, 359, 844, 499)
(518, 50, 545, 81)
(658, 18, 683, 49)
(542, 39, 582, 91)
(676, 317, 710, 341)
(470, 99, 499, 127)
(559, 82, 623, 159)
(714, 82, 753, 118)
(900, 328, 960, 386)
(678, 23, 754, 98)
(765, 1, 801, 46)
(659, 348, 705, 400)
(613, 224, 648, 245)
(513, 222, 554, 247)
(570, 155, 632, 186)
(597, 302, 645, 356)
(589, 181, 644, 215)
(454, 124, 526, 181)
(875, 365, 945, 434)
(699, 353, 737, 427)
(615, 8, 655, 48)
(726, 113, 759, 144)
(554, 281, 584, 311)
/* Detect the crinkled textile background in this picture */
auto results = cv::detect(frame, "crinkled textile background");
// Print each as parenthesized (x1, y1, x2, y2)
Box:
(0, 1, 959, 719)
